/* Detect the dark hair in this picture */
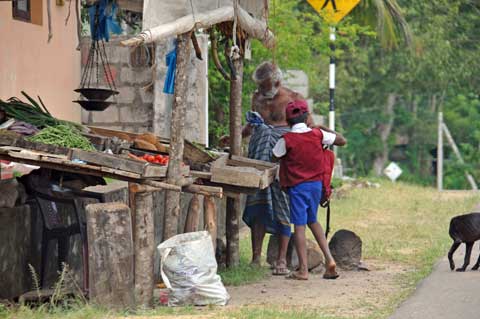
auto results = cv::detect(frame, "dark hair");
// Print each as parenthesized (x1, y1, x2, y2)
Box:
(287, 112, 308, 126)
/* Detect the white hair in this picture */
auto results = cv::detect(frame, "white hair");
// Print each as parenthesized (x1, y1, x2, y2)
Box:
(252, 62, 283, 98)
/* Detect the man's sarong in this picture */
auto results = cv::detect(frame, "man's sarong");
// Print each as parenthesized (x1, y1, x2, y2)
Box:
(242, 124, 291, 236)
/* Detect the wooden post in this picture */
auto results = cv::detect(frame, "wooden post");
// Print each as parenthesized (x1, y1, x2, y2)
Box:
(163, 32, 192, 240)
(131, 188, 155, 309)
(226, 56, 244, 267)
(442, 122, 478, 190)
(437, 112, 443, 191)
(184, 194, 201, 233)
(86, 203, 135, 309)
(204, 195, 217, 251)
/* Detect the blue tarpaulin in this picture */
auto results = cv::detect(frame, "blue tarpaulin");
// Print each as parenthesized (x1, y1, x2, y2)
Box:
(89, 0, 122, 42)
(163, 46, 177, 95)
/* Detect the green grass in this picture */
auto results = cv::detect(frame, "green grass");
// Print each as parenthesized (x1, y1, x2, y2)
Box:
(3, 181, 479, 319)
(219, 235, 270, 286)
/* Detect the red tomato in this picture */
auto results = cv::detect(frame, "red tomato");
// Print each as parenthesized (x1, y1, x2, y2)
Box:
(155, 155, 163, 161)
(146, 155, 155, 162)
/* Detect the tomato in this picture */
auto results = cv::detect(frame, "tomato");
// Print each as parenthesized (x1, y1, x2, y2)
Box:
(146, 155, 155, 162)
(155, 155, 163, 161)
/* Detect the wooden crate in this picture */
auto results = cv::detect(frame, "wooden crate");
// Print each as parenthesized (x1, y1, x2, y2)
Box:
(70, 149, 168, 178)
(210, 155, 278, 189)
(88, 126, 216, 164)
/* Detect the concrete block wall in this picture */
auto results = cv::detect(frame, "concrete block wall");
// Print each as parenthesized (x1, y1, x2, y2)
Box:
(79, 35, 155, 133)
(80, 34, 209, 145)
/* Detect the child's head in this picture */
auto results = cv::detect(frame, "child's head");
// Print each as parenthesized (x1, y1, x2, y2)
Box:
(286, 100, 309, 127)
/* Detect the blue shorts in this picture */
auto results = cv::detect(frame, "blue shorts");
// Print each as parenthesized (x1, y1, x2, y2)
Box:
(288, 181, 323, 226)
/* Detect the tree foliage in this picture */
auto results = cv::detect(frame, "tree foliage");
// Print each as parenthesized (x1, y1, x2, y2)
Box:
(208, 0, 480, 189)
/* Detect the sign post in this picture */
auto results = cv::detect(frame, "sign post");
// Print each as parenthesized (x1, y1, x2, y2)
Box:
(307, 0, 361, 132)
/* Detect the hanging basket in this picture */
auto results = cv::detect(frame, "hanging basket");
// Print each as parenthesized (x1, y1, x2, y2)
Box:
(75, 1, 118, 112)
(74, 88, 118, 102)
(73, 99, 115, 112)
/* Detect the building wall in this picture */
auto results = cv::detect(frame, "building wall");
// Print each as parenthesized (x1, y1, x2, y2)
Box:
(82, 34, 208, 144)
(0, 1, 81, 122)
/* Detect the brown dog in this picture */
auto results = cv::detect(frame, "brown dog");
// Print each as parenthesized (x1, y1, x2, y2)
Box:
(448, 212, 480, 271)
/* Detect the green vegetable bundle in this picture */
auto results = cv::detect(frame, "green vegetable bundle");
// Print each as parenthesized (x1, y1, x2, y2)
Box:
(0, 91, 85, 131)
(28, 125, 95, 151)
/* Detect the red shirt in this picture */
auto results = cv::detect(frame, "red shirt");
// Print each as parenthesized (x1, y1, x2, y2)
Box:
(279, 129, 327, 188)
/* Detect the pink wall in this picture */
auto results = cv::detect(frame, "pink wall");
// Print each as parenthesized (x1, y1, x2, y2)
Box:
(0, 1, 81, 122)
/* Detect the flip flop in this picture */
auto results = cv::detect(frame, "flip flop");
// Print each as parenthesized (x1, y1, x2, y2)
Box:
(272, 266, 291, 276)
(323, 272, 340, 280)
(286, 272, 308, 280)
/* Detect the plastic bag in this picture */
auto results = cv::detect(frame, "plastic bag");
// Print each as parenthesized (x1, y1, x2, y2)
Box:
(157, 231, 230, 306)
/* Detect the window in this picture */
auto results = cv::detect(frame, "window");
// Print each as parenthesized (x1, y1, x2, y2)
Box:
(12, 0, 42, 25)
(12, 0, 31, 22)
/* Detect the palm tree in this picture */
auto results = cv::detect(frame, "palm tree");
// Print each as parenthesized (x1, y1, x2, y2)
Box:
(352, 0, 413, 49)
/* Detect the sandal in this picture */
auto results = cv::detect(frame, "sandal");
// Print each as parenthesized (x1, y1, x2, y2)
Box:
(286, 272, 308, 280)
(272, 266, 291, 276)
(323, 272, 339, 280)
(323, 264, 339, 280)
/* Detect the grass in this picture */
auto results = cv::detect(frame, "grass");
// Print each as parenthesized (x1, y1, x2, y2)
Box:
(218, 235, 270, 286)
(3, 180, 479, 319)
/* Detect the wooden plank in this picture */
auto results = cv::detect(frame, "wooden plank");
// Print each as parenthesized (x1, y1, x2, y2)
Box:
(190, 170, 212, 180)
(71, 149, 147, 174)
(228, 155, 276, 169)
(117, 0, 143, 12)
(211, 165, 262, 188)
(0, 133, 70, 155)
(182, 184, 223, 198)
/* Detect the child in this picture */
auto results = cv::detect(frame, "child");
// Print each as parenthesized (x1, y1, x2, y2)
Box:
(272, 99, 347, 280)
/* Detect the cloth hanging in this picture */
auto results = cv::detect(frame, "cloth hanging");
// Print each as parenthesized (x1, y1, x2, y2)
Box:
(163, 46, 177, 94)
(89, 0, 122, 41)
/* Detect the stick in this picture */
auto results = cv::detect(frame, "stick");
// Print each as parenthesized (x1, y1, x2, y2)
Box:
(47, 0, 53, 43)
(75, 0, 82, 50)
(121, 6, 275, 49)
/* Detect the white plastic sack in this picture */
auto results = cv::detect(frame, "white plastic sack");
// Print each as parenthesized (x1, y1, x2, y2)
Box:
(157, 231, 230, 306)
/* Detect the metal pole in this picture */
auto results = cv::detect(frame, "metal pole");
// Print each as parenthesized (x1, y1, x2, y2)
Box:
(437, 112, 443, 191)
(328, 27, 336, 132)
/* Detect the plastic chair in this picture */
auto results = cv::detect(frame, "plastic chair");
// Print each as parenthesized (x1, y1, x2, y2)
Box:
(33, 189, 92, 292)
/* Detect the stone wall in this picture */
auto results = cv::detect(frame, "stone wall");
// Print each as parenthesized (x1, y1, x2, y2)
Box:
(80, 35, 155, 133)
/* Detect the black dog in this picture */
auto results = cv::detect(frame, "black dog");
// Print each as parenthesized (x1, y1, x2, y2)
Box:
(448, 212, 480, 271)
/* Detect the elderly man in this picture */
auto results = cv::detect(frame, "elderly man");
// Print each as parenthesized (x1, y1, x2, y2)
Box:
(242, 62, 301, 275)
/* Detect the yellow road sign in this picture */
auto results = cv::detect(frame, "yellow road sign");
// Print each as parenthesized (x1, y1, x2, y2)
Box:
(307, 0, 361, 23)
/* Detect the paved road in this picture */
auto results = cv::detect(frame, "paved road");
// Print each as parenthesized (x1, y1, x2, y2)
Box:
(390, 242, 480, 319)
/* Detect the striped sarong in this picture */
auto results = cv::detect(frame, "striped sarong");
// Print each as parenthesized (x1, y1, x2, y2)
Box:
(242, 124, 291, 236)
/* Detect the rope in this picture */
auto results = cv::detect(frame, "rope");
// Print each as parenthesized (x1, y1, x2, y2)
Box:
(230, 0, 240, 60)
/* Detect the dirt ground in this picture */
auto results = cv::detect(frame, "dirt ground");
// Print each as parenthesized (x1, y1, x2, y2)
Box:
(226, 260, 408, 317)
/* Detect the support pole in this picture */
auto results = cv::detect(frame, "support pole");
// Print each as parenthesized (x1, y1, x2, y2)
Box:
(437, 112, 443, 191)
(226, 56, 243, 267)
(163, 32, 191, 240)
(328, 27, 336, 133)
(204, 195, 217, 251)
(442, 122, 478, 190)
